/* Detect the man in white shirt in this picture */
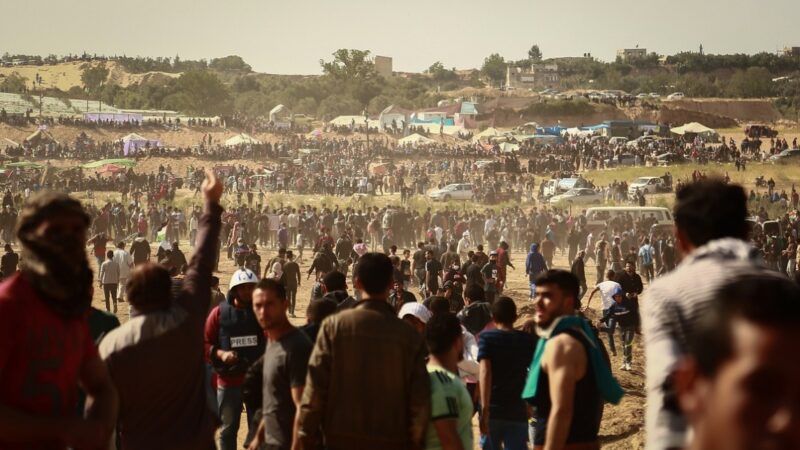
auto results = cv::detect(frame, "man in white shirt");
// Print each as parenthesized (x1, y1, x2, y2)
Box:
(585, 269, 621, 356)
(457, 231, 472, 264)
(112, 241, 134, 303)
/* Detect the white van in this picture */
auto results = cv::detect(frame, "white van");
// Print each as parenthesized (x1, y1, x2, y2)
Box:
(584, 206, 673, 233)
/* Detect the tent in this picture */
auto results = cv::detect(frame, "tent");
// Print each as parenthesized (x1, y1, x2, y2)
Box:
(82, 159, 137, 169)
(498, 142, 520, 153)
(24, 129, 58, 146)
(120, 133, 160, 155)
(670, 122, 719, 142)
(472, 127, 505, 143)
(398, 133, 435, 147)
(1, 138, 19, 147)
(97, 164, 127, 175)
(269, 104, 292, 123)
(379, 105, 411, 131)
(225, 133, 262, 147)
(328, 115, 381, 130)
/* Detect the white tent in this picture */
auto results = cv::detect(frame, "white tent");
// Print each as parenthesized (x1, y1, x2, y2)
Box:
(328, 115, 380, 129)
(472, 127, 505, 143)
(410, 123, 466, 137)
(379, 105, 411, 131)
(269, 104, 292, 123)
(670, 122, 719, 141)
(499, 142, 520, 153)
(398, 133, 435, 147)
(225, 133, 262, 147)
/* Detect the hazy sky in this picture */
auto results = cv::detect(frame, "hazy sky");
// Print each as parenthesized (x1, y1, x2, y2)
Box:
(2, 0, 798, 74)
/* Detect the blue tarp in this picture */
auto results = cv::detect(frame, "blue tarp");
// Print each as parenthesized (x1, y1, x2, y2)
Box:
(409, 117, 455, 126)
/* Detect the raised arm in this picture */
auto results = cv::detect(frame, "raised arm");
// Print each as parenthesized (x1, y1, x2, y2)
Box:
(180, 169, 223, 315)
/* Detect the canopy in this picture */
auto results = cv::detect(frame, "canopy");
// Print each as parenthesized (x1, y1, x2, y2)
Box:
(498, 142, 520, 153)
(225, 133, 262, 147)
(120, 133, 160, 155)
(398, 133, 435, 146)
(24, 128, 58, 145)
(472, 127, 504, 143)
(5, 161, 43, 169)
(269, 104, 292, 123)
(97, 164, 127, 175)
(82, 159, 136, 169)
(670, 122, 716, 135)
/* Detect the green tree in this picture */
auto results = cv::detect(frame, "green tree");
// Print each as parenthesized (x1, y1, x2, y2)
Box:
(427, 61, 457, 82)
(320, 49, 376, 81)
(316, 94, 362, 120)
(728, 67, 775, 98)
(169, 70, 233, 115)
(0, 73, 28, 93)
(81, 63, 109, 92)
(528, 45, 543, 63)
(209, 55, 252, 72)
(481, 54, 507, 86)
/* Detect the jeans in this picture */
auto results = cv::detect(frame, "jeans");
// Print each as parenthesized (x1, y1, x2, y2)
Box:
(103, 283, 118, 312)
(205, 364, 217, 417)
(480, 418, 528, 450)
(620, 326, 635, 364)
(642, 263, 654, 283)
(286, 287, 298, 315)
(217, 385, 252, 450)
(602, 309, 617, 355)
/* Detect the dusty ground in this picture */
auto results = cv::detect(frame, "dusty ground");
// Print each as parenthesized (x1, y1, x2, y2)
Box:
(90, 222, 645, 449)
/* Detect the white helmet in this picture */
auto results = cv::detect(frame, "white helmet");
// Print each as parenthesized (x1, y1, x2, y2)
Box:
(229, 268, 258, 290)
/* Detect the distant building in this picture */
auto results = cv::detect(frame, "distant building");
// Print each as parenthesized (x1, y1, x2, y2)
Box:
(374, 56, 393, 78)
(617, 48, 647, 62)
(783, 47, 800, 57)
(505, 63, 559, 89)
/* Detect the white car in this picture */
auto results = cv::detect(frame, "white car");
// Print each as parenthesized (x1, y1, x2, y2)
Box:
(666, 92, 685, 100)
(549, 188, 603, 205)
(636, 93, 649, 99)
(428, 183, 475, 202)
(648, 92, 661, 98)
(628, 176, 666, 197)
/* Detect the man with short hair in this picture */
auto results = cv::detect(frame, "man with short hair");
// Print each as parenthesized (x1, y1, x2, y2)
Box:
(674, 275, 800, 450)
(424, 313, 474, 450)
(585, 269, 622, 356)
(638, 238, 655, 283)
(457, 283, 491, 336)
(0, 192, 118, 449)
(0, 243, 18, 278)
(478, 297, 536, 450)
(481, 251, 500, 305)
(282, 251, 301, 317)
(130, 232, 151, 266)
(319, 270, 356, 311)
(644, 179, 768, 450)
(524, 270, 623, 450)
(298, 253, 430, 450)
(248, 279, 312, 450)
(113, 241, 134, 302)
(99, 169, 223, 450)
(425, 249, 443, 297)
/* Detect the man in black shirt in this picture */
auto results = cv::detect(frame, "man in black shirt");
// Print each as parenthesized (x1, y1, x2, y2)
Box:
(616, 261, 643, 317)
(457, 284, 491, 335)
(389, 279, 417, 313)
(249, 279, 312, 450)
(0, 243, 18, 278)
(424, 249, 442, 296)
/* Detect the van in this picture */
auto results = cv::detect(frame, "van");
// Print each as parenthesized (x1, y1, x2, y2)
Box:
(584, 206, 673, 233)
(543, 177, 592, 198)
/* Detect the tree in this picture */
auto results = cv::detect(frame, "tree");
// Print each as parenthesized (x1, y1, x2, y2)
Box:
(0, 73, 28, 93)
(81, 63, 109, 92)
(481, 54, 507, 86)
(320, 49, 376, 81)
(427, 61, 457, 82)
(169, 70, 233, 115)
(528, 45, 543, 63)
(209, 55, 252, 72)
(728, 67, 775, 98)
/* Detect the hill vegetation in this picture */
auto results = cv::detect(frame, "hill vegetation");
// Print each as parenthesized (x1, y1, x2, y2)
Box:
(0, 48, 798, 120)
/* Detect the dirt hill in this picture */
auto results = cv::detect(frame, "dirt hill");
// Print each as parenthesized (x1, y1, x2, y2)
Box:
(0, 61, 179, 91)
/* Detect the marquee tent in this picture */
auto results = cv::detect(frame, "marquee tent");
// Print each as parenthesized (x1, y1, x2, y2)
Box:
(269, 104, 292, 123)
(120, 133, 160, 155)
(471, 127, 505, 143)
(670, 122, 719, 141)
(398, 133, 435, 146)
(225, 133, 262, 147)
(24, 129, 58, 146)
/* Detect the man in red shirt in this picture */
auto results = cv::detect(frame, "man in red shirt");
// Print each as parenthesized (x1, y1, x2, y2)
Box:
(0, 192, 118, 450)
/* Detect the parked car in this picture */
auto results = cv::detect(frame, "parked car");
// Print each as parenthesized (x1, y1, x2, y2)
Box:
(627, 176, 670, 198)
(636, 93, 649, 99)
(549, 188, 604, 205)
(648, 93, 661, 98)
(604, 153, 637, 167)
(428, 183, 475, 201)
(745, 124, 779, 139)
(769, 149, 800, 164)
(666, 92, 685, 100)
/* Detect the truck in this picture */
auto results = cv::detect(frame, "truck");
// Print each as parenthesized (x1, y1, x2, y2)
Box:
(541, 177, 593, 199)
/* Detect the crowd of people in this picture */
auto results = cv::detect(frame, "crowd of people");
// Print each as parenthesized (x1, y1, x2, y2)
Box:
(1, 171, 799, 450)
